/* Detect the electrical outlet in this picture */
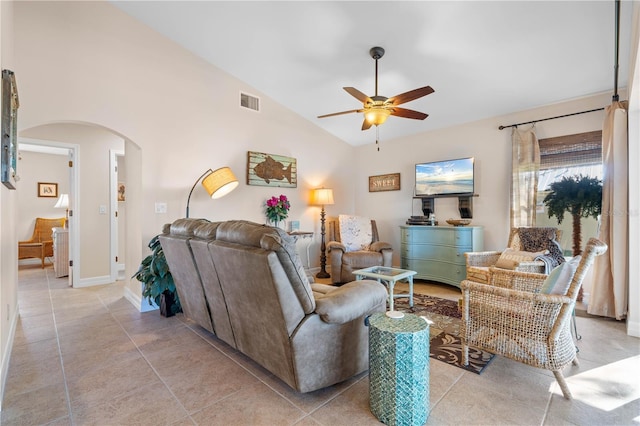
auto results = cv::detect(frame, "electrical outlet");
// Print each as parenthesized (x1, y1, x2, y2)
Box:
(155, 202, 167, 214)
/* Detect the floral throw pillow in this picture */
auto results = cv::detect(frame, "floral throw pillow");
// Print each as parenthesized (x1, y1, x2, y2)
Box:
(338, 214, 372, 252)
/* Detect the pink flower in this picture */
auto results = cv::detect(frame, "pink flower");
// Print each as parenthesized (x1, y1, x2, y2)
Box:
(265, 194, 291, 223)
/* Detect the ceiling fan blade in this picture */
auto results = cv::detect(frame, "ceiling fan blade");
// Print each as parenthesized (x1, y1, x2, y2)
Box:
(344, 87, 372, 104)
(317, 109, 363, 119)
(389, 107, 428, 120)
(387, 86, 434, 106)
(361, 119, 373, 131)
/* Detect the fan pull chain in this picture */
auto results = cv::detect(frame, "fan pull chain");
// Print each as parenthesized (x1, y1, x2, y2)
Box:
(376, 126, 380, 151)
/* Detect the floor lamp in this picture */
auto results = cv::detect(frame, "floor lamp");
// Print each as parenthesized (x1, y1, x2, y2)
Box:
(186, 166, 239, 218)
(311, 188, 334, 279)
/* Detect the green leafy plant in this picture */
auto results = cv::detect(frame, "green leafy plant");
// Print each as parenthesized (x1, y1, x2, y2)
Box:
(132, 235, 182, 315)
(543, 174, 602, 256)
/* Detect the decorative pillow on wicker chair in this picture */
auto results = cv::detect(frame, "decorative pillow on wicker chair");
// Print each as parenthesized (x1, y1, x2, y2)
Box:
(338, 215, 372, 252)
(540, 255, 581, 295)
(494, 248, 548, 270)
(518, 227, 565, 266)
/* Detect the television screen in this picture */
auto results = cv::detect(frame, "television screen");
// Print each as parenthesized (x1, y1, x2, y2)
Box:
(415, 157, 474, 197)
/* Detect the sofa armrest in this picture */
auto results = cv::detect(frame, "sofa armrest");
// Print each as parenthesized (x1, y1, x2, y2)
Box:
(327, 241, 346, 252)
(314, 280, 387, 324)
(370, 241, 392, 252)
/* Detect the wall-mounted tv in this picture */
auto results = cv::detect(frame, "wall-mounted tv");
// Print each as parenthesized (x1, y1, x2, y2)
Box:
(415, 157, 474, 197)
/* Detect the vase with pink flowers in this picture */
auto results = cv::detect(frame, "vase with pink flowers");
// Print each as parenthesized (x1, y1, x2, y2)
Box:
(265, 194, 290, 229)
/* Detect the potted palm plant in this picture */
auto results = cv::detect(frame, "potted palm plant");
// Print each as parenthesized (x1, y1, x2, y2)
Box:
(542, 174, 603, 257)
(132, 235, 182, 317)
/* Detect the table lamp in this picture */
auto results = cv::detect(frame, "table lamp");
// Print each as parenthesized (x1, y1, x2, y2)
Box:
(54, 193, 69, 228)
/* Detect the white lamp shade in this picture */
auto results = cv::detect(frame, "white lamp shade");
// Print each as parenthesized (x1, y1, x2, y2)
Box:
(54, 193, 69, 209)
(202, 167, 239, 200)
(311, 188, 334, 206)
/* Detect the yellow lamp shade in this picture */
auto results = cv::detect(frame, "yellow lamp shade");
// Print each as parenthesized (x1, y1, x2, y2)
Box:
(311, 188, 334, 206)
(202, 167, 239, 199)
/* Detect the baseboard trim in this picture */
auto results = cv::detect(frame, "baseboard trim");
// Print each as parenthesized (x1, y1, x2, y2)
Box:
(123, 285, 158, 313)
(74, 275, 113, 288)
(0, 301, 19, 412)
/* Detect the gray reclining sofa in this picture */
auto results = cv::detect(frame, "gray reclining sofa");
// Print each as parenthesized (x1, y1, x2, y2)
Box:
(158, 218, 388, 393)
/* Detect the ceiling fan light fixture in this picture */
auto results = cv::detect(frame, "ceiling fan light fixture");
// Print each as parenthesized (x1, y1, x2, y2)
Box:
(365, 108, 390, 126)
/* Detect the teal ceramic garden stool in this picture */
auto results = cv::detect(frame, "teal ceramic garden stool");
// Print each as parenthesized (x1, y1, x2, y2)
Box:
(368, 312, 430, 426)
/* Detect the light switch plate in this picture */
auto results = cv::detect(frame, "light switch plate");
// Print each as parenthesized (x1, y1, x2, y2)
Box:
(155, 202, 167, 214)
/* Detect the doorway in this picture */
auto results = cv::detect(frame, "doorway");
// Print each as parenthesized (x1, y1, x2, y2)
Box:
(17, 138, 78, 287)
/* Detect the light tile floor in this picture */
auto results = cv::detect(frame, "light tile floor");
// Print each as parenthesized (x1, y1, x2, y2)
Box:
(2, 264, 639, 425)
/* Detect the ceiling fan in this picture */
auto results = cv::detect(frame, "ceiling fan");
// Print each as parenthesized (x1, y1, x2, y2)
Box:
(318, 46, 434, 131)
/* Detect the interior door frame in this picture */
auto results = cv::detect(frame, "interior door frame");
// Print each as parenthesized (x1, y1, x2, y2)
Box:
(18, 137, 79, 287)
(109, 149, 124, 282)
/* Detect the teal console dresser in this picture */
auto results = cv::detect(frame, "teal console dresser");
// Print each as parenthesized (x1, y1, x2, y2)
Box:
(400, 225, 483, 287)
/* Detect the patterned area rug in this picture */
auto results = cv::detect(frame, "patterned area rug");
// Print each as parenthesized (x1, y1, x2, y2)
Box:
(394, 293, 495, 374)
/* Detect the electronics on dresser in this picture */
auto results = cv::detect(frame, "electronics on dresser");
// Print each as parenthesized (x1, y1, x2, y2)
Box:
(406, 216, 438, 226)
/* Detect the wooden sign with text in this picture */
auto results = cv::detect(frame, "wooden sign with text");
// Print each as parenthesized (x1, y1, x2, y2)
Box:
(369, 173, 401, 192)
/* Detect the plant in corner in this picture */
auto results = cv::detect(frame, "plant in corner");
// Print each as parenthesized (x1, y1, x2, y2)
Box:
(542, 174, 602, 258)
(132, 235, 182, 317)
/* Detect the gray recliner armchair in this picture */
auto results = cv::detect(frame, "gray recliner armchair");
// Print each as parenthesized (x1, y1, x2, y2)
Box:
(326, 215, 393, 284)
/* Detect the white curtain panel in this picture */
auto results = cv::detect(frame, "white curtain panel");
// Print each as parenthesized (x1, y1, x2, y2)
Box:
(510, 126, 540, 228)
(589, 101, 629, 320)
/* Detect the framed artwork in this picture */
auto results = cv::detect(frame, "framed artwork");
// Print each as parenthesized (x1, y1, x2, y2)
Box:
(247, 151, 297, 188)
(369, 173, 401, 192)
(38, 182, 58, 198)
(1, 70, 19, 189)
(118, 182, 126, 202)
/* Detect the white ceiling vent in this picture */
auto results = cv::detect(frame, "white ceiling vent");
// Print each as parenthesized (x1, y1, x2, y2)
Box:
(240, 92, 260, 112)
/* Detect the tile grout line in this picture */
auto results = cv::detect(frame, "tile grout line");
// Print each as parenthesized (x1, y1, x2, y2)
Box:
(44, 267, 75, 426)
(97, 291, 196, 424)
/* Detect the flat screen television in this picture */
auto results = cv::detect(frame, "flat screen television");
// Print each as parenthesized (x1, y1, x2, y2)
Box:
(415, 157, 474, 197)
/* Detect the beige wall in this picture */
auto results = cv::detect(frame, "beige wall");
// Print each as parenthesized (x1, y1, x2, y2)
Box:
(12, 1, 356, 302)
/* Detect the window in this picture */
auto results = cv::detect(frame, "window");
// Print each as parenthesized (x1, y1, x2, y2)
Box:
(536, 130, 603, 254)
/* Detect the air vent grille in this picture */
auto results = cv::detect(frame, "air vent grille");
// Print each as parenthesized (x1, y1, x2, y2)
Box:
(240, 92, 260, 112)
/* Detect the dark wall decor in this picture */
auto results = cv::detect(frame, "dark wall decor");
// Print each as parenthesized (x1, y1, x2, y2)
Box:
(1, 70, 19, 189)
(247, 151, 297, 188)
(369, 173, 400, 192)
(38, 182, 58, 198)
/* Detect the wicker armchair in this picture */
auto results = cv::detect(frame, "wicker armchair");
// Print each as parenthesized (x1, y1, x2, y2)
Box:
(465, 227, 563, 284)
(460, 237, 607, 399)
(18, 217, 66, 268)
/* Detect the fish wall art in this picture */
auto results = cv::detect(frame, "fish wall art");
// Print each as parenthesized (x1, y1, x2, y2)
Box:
(247, 151, 297, 188)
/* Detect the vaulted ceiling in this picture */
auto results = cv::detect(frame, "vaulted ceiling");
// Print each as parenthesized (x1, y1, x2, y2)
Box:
(111, 1, 633, 147)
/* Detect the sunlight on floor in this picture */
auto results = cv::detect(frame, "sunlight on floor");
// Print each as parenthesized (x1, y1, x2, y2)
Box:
(559, 355, 640, 412)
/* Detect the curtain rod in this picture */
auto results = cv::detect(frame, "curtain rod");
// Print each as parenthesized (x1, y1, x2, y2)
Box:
(498, 107, 605, 130)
